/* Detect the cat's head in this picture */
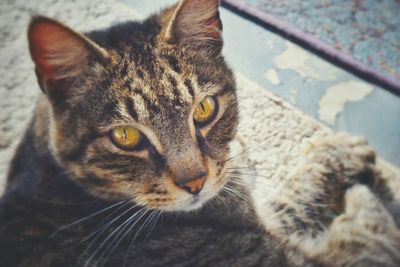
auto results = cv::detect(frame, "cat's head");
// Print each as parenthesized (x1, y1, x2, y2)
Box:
(28, 0, 238, 211)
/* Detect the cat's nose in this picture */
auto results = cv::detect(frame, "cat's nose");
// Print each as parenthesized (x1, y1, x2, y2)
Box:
(175, 175, 206, 195)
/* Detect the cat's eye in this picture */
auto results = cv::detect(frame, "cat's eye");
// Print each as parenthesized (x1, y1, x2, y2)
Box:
(193, 96, 218, 125)
(111, 126, 142, 150)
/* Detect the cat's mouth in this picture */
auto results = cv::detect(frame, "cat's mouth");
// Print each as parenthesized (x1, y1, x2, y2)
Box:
(181, 193, 216, 211)
(190, 195, 200, 204)
(143, 174, 225, 212)
(131, 161, 229, 212)
(185, 195, 203, 210)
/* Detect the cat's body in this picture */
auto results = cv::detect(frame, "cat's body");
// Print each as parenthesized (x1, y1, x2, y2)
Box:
(0, 0, 399, 266)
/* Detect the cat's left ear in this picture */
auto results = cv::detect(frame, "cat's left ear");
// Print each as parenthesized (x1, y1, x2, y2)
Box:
(28, 16, 109, 102)
(165, 0, 222, 52)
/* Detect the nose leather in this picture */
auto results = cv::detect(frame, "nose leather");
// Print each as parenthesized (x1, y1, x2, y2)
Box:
(163, 126, 207, 195)
(176, 176, 206, 195)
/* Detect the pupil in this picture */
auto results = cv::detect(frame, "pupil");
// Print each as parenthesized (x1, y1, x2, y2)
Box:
(123, 128, 127, 141)
(200, 102, 206, 113)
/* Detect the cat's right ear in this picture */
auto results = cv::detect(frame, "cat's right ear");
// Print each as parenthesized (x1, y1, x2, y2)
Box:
(164, 0, 222, 53)
(28, 16, 109, 102)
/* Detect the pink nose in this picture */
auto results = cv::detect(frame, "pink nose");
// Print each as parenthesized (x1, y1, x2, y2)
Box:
(175, 176, 206, 195)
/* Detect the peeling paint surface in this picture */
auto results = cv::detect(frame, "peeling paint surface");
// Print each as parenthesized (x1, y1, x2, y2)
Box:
(289, 88, 297, 105)
(274, 42, 337, 81)
(319, 81, 373, 125)
(265, 68, 280, 85)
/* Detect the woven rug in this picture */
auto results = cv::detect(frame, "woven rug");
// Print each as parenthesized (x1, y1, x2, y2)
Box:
(0, 0, 399, 200)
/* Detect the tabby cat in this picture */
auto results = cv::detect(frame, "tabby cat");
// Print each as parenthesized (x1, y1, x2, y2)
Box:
(0, 0, 399, 266)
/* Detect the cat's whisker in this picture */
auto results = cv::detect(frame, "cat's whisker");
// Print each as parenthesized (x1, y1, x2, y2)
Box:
(226, 140, 258, 161)
(129, 209, 155, 245)
(225, 167, 262, 174)
(221, 186, 250, 204)
(226, 176, 277, 192)
(230, 171, 333, 201)
(225, 175, 251, 183)
(215, 192, 230, 211)
(226, 175, 337, 214)
(226, 166, 255, 170)
(95, 208, 147, 266)
(51, 200, 126, 237)
(144, 210, 161, 241)
(97, 208, 153, 267)
(225, 140, 270, 163)
(224, 178, 253, 189)
(78, 201, 136, 245)
(106, 208, 162, 265)
(229, 131, 282, 161)
(225, 171, 274, 179)
(85, 207, 148, 267)
(81, 205, 142, 266)
(122, 209, 155, 267)
(226, 170, 284, 187)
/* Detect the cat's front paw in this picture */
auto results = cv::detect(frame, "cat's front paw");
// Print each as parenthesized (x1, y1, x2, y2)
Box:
(255, 133, 383, 247)
(315, 185, 400, 267)
(303, 133, 378, 187)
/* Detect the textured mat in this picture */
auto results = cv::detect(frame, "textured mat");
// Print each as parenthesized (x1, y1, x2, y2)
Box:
(233, 0, 400, 80)
(0, 0, 399, 200)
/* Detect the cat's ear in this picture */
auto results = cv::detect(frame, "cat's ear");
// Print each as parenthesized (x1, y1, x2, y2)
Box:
(165, 0, 222, 51)
(28, 16, 108, 102)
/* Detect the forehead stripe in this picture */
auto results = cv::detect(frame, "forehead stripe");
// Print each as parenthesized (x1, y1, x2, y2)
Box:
(124, 97, 139, 121)
(164, 55, 181, 74)
(184, 79, 195, 100)
(132, 88, 161, 114)
(168, 76, 180, 98)
(168, 76, 186, 108)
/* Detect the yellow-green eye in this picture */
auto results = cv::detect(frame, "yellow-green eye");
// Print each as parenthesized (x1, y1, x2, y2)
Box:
(193, 96, 217, 124)
(111, 126, 142, 149)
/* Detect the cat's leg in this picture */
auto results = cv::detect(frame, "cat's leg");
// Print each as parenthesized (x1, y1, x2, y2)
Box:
(313, 184, 400, 267)
(255, 134, 379, 245)
(255, 133, 400, 265)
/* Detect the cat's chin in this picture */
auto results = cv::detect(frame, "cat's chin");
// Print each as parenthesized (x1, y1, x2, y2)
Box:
(158, 188, 219, 212)
(181, 196, 206, 212)
(160, 195, 210, 212)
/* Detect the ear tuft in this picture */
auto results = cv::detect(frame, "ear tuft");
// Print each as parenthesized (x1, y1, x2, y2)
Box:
(165, 0, 222, 50)
(28, 16, 108, 95)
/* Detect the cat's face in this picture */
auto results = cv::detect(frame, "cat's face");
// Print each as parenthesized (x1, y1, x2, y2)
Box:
(29, 0, 238, 211)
